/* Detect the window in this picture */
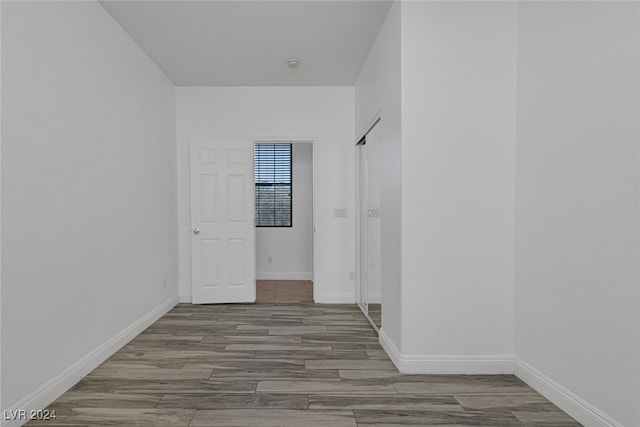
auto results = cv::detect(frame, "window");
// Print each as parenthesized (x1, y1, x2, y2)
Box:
(254, 143, 292, 227)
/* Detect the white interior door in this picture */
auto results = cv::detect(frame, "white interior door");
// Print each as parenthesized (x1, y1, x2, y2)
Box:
(191, 142, 255, 304)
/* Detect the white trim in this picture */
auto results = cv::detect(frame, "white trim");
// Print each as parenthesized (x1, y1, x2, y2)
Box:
(0, 296, 178, 427)
(379, 328, 402, 370)
(379, 330, 512, 374)
(256, 272, 313, 281)
(314, 292, 355, 304)
(354, 110, 382, 145)
(514, 358, 623, 427)
(380, 334, 619, 425)
(367, 291, 381, 304)
(179, 292, 192, 303)
(398, 354, 514, 375)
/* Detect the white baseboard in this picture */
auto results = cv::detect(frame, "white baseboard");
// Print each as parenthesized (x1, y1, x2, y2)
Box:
(379, 335, 619, 424)
(179, 292, 192, 303)
(1, 295, 179, 427)
(379, 329, 513, 374)
(379, 328, 402, 370)
(256, 272, 313, 281)
(514, 358, 623, 427)
(314, 292, 355, 304)
(398, 354, 514, 374)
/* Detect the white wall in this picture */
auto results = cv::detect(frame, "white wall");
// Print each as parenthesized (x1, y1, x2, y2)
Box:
(514, 3, 640, 426)
(399, 1, 516, 369)
(176, 87, 354, 303)
(256, 143, 313, 280)
(1, 0, 178, 419)
(354, 1, 402, 349)
(0, 0, 3, 413)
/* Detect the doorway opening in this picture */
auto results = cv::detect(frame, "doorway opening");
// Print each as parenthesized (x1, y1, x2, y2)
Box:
(253, 141, 315, 302)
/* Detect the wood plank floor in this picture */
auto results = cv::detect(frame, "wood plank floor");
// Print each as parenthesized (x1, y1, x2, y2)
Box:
(26, 303, 581, 426)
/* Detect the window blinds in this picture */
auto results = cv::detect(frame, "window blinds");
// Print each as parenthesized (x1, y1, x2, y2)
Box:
(254, 143, 292, 227)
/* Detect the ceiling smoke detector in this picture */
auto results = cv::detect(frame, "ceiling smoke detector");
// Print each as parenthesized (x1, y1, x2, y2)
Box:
(287, 58, 300, 68)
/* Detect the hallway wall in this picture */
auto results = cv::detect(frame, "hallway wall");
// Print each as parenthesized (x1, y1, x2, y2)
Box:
(176, 86, 354, 303)
(399, 1, 517, 366)
(514, 3, 640, 426)
(1, 0, 178, 416)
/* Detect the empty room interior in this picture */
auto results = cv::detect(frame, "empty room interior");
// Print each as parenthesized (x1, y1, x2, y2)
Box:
(1, 1, 639, 426)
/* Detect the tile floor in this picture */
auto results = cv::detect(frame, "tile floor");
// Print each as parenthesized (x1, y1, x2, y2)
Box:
(256, 280, 313, 302)
(25, 303, 581, 426)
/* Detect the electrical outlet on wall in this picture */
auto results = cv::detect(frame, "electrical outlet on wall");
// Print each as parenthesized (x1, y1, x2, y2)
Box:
(268, 256, 273, 264)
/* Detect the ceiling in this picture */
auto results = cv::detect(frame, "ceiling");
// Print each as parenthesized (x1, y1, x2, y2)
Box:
(99, 0, 392, 86)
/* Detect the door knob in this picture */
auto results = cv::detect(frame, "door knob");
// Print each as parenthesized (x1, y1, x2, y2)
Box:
(192, 228, 200, 235)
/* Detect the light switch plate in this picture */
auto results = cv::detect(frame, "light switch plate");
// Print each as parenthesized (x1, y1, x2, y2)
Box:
(334, 208, 347, 217)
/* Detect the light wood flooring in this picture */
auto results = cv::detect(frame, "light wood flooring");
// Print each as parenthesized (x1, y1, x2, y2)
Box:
(26, 303, 581, 426)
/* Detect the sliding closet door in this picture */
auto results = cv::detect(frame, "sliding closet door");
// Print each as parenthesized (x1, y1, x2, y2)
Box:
(357, 121, 382, 331)
(358, 142, 369, 315)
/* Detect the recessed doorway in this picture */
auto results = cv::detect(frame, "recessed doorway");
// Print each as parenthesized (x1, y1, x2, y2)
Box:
(256, 280, 313, 302)
(254, 141, 315, 302)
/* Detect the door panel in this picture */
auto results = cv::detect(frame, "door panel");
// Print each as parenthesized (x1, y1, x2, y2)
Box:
(365, 124, 382, 307)
(191, 142, 255, 304)
(200, 175, 218, 222)
(200, 239, 221, 288)
(227, 175, 246, 222)
(228, 238, 247, 285)
(357, 120, 382, 331)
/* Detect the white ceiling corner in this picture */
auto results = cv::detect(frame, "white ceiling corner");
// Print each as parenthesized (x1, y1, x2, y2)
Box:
(99, 0, 393, 86)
